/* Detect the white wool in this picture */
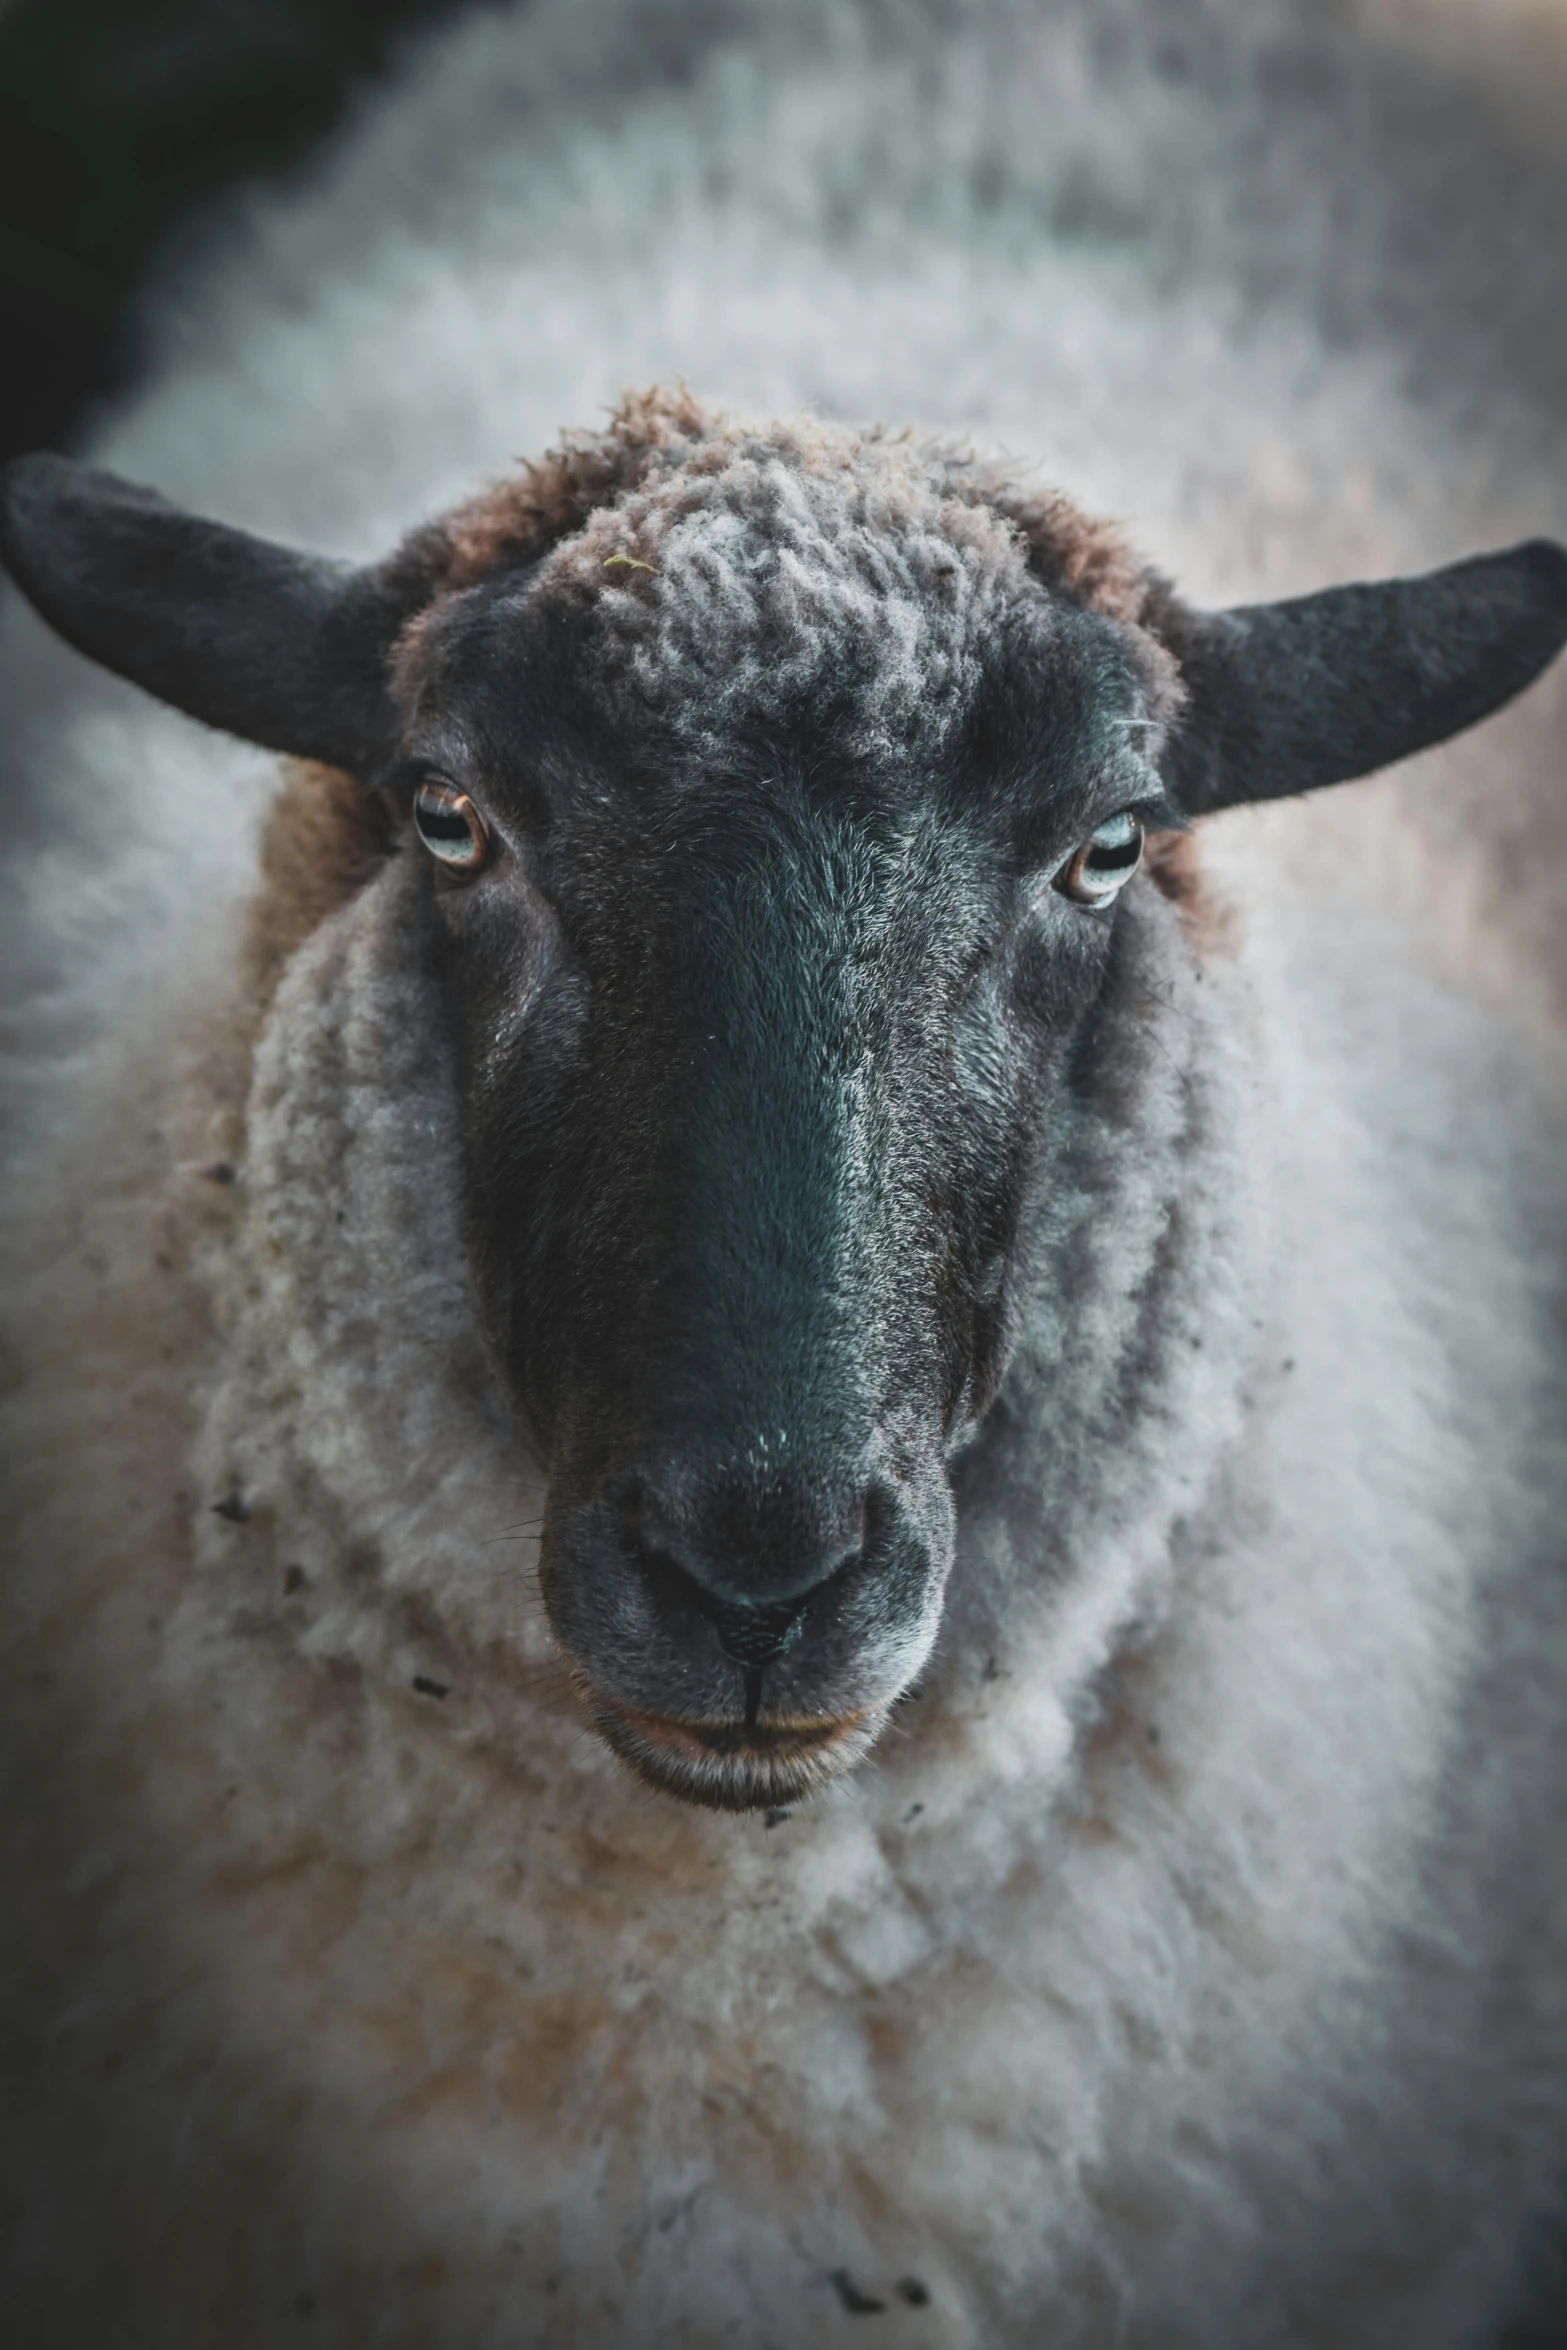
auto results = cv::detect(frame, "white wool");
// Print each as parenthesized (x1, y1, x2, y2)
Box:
(3, 2, 1567, 2344)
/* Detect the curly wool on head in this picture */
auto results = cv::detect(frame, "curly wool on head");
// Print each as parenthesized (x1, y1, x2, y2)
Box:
(400, 387, 1181, 763)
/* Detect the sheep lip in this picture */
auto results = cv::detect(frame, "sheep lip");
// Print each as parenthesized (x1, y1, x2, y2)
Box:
(612, 1698, 870, 1756)
(587, 1692, 881, 1811)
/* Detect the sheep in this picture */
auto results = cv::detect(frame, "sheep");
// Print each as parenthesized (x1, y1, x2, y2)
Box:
(2, 2, 1567, 2346)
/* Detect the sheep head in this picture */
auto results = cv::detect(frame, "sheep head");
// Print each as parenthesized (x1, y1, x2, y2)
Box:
(5, 395, 1565, 1809)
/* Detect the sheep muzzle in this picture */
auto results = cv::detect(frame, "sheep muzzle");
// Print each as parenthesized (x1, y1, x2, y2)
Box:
(536, 1452, 955, 1807)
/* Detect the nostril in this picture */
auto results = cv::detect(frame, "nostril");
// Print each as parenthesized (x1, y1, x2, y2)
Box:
(614, 1470, 886, 1654)
(698, 1590, 809, 1670)
(626, 1537, 827, 1669)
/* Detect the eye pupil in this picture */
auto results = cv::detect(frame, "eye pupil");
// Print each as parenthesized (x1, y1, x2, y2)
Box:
(413, 779, 489, 871)
(1085, 829, 1139, 873)
(421, 807, 470, 844)
(1056, 811, 1146, 907)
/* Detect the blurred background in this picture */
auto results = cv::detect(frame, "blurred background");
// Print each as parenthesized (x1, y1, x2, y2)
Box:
(0, 0, 465, 463)
(5, 0, 1563, 474)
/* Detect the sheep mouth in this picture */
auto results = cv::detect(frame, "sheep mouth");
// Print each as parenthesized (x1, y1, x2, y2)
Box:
(587, 1692, 883, 1811)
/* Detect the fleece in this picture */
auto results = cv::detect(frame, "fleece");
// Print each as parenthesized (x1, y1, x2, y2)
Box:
(1, 3, 1566, 2345)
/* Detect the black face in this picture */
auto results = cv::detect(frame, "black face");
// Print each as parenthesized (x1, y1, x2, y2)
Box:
(394, 571, 1173, 1807)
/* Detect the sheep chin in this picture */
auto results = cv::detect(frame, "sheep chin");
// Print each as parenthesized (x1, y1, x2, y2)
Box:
(584, 1689, 884, 1812)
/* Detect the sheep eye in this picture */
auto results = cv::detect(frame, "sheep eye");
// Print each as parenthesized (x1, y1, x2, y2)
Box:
(413, 778, 489, 872)
(1055, 810, 1145, 908)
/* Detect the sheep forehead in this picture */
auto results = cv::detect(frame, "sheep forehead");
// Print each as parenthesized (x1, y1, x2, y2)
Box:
(405, 394, 1174, 769)
(535, 425, 1036, 758)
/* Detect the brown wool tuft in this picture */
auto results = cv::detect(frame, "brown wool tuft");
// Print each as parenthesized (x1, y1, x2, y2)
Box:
(243, 762, 398, 1018)
(1145, 826, 1230, 955)
(432, 384, 719, 588)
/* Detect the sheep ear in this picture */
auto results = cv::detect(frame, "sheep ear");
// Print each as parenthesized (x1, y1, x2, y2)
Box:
(1164, 539, 1567, 815)
(0, 454, 407, 776)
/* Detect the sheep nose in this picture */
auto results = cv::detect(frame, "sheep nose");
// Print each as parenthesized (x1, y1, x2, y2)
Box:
(619, 1466, 872, 1655)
